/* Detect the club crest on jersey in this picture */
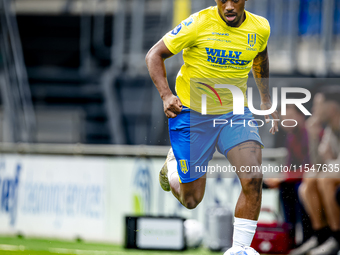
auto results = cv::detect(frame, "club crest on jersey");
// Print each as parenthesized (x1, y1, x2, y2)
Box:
(179, 160, 189, 174)
(171, 24, 182, 35)
(248, 33, 257, 47)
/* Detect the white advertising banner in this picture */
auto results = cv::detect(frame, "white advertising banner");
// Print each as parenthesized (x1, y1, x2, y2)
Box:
(0, 153, 278, 243)
(0, 155, 107, 241)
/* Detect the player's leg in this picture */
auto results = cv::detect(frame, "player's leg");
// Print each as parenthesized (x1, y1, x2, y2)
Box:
(227, 141, 263, 220)
(169, 169, 206, 209)
(216, 108, 264, 251)
(160, 147, 206, 209)
(221, 141, 263, 255)
(160, 147, 207, 209)
(160, 106, 217, 209)
(167, 135, 213, 209)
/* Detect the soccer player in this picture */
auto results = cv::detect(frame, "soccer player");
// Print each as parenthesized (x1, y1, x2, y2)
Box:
(146, 0, 279, 253)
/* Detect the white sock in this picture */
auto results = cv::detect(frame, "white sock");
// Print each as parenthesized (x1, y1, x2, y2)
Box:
(167, 157, 178, 181)
(232, 217, 257, 247)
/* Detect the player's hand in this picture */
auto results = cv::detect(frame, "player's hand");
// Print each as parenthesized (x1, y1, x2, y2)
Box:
(163, 94, 182, 118)
(261, 101, 280, 135)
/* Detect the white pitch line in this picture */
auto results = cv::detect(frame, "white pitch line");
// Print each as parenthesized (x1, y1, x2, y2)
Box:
(49, 248, 117, 255)
(49, 247, 206, 255)
(0, 244, 25, 251)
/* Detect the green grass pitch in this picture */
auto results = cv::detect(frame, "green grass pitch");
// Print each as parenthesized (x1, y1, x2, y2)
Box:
(0, 236, 222, 255)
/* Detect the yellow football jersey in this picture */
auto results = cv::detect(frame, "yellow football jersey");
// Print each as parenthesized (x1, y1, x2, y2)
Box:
(163, 6, 270, 114)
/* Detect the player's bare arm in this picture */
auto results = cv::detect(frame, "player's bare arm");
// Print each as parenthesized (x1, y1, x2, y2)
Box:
(145, 40, 182, 118)
(252, 47, 279, 135)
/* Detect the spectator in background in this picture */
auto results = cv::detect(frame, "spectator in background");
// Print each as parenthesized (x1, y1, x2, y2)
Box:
(290, 87, 340, 255)
(265, 104, 313, 248)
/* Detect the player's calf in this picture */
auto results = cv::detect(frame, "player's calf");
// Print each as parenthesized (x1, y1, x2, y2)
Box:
(235, 171, 263, 219)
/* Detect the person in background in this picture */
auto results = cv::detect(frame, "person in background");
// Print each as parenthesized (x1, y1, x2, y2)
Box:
(290, 87, 340, 255)
(265, 104, 313, 247)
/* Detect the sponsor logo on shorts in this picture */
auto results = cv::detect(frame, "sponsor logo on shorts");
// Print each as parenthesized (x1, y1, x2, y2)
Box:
(179, 160, 189, 174)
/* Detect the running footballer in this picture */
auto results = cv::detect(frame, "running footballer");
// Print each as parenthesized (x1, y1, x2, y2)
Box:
(146, 0, 279, 254)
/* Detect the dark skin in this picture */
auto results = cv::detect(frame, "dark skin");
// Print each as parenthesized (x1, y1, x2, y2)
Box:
(253, 47, 280, 134)
(215, 0, 248, 28)
(146, 0, 279, 220)
(145, 40, 180, 119)
(228, 141, 263, 219)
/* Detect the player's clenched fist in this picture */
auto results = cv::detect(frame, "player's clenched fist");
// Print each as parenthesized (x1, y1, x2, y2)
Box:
(163, 94, 182, 118)
(261, 101, 280, 135)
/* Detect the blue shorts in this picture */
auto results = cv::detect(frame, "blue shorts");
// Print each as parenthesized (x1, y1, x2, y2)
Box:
(168, 107, 264, 183)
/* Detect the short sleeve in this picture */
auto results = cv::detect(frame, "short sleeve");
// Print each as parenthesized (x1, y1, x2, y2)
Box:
(259, 20, 270, 52)
(162, 15, 198, 55)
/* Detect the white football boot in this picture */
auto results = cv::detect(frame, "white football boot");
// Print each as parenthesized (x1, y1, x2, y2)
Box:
(223, 246, 259, 255)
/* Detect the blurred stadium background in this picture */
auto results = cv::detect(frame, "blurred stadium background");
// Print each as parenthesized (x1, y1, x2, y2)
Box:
(0, 0, 339, 254)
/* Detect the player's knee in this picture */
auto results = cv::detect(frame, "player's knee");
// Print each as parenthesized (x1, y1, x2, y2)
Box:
(181, 194, 202, 210)
(240, 172, 263, 195)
